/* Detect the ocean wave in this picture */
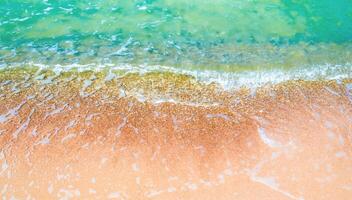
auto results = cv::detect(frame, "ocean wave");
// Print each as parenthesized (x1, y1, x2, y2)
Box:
(1, 62, 351, 91)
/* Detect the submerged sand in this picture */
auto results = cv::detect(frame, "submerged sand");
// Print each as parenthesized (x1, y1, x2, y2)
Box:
(0, 69, 351, 199)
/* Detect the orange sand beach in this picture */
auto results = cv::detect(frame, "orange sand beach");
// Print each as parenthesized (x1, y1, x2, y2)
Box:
(0, 69, 352, 199)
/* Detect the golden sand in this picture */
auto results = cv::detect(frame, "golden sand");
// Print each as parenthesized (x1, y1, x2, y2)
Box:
(0, 70, 351, 199)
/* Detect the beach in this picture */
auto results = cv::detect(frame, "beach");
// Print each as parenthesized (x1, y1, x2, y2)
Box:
(1, 68, 351, 199)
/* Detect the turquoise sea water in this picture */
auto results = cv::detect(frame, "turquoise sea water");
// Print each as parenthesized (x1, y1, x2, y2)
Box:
(0, 0, 352, 73)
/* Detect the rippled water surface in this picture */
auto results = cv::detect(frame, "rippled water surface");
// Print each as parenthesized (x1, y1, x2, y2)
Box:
(1, 0, 352, 71)
(1, 1, 352, 199)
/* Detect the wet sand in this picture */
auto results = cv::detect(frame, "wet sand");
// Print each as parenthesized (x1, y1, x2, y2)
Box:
(0, 70, 352, 199)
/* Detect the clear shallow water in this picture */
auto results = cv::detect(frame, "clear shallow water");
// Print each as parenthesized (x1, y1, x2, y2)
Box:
(0, 0, 352, 73)
(2, 2, 352, 199)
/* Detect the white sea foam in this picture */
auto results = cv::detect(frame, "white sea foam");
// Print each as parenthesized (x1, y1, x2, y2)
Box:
(2, 62, 350, 90)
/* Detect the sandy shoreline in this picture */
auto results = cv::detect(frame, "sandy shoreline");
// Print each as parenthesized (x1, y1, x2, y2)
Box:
(1, 70, 352, 199)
